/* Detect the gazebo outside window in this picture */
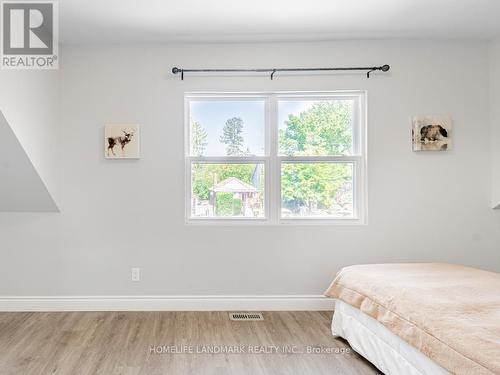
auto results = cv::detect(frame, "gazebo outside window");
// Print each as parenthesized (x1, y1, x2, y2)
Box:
(210, 177, 262, 217)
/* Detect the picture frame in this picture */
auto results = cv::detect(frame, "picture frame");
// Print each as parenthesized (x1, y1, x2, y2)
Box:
(411, 115, 453, 151)
(104, 124, 141, 159)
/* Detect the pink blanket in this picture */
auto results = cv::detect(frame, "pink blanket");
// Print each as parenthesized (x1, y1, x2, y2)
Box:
(325, 263, 500, 375)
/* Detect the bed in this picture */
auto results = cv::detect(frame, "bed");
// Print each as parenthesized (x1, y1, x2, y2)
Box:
(324, 263, 500, 375)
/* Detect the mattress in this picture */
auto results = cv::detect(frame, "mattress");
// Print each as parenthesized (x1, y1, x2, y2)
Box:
(325, 263, 500, 375)
(332, 299, 450, 375)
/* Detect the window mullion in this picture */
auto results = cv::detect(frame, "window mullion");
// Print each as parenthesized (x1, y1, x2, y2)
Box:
(277, 156, 361, 163)
(187, 157, 268, 164)
(269, 94, 279, 224)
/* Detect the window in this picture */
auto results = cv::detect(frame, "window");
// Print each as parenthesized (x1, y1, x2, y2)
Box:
(185, 92, 366, 224)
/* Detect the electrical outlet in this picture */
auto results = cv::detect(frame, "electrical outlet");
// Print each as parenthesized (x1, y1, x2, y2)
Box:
(131, 267, 140, 282)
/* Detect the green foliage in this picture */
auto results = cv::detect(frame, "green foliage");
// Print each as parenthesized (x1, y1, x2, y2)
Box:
(279, 101, 354, 212)
(191, 119, 208, 156)
(281, 163, 352, 210)
(216, 194, 241, 216)
(220, 117, 244, 156)
(191, 164, 212, 201)
(279, 101, 353, 156)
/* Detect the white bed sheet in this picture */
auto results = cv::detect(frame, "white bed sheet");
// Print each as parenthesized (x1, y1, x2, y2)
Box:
(332, 299, 450, 375)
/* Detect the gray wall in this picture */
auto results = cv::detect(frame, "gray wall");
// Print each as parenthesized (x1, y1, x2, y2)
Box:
(0, 112, 58, 212)
(490, 39, 500, 208)
(0, 40, 499, 296)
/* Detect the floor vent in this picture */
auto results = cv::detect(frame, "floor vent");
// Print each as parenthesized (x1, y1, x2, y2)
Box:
(229, 312, 264, 321)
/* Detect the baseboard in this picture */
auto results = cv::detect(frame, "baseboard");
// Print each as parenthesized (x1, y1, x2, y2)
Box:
(0, 295, 334, 312)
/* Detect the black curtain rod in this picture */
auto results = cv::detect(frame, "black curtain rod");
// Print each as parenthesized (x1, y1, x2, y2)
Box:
(172, 65, 390, 80)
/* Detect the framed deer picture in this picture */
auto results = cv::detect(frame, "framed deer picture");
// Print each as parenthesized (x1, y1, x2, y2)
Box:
(104, 124, 141, 159)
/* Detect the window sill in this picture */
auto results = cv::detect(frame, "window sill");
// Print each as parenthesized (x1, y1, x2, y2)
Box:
(185, 217, 367, 226)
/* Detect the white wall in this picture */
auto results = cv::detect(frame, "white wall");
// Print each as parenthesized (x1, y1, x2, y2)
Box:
(490, 39, 500, 208)
(0, 40, 499, 298)
(0, 69, 60, 206)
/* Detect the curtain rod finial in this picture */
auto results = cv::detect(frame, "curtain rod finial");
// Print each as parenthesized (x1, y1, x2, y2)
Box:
(172, 67, 181, 74)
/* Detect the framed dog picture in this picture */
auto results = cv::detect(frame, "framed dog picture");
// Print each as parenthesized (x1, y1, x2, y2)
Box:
(104, 124, 140, 159)
(411, 115, 453, 151)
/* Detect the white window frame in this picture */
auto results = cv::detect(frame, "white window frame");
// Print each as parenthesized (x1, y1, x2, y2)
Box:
(185, 91, 367, 225)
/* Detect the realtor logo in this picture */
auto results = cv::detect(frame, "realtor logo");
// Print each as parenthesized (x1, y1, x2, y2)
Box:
(1, 1, 58, 69)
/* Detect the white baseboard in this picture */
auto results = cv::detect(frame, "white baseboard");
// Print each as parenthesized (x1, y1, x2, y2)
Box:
(0, 295, 334, 312)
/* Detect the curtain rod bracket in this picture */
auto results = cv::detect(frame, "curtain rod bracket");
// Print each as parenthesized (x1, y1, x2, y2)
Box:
(172, 67, 184, 80)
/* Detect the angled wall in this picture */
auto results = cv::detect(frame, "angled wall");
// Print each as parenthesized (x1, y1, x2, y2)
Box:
(0, 111, 58, 211)
(0, 69, 60, 208)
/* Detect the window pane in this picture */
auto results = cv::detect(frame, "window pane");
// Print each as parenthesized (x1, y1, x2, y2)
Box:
(281, 163, 354, 218)
(191, 163, 265, 218)
(278, 99, 354, 156)
(189, 100, 265, 156)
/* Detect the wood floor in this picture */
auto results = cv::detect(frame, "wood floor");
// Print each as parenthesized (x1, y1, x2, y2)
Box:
(0, 311, 381, 375)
